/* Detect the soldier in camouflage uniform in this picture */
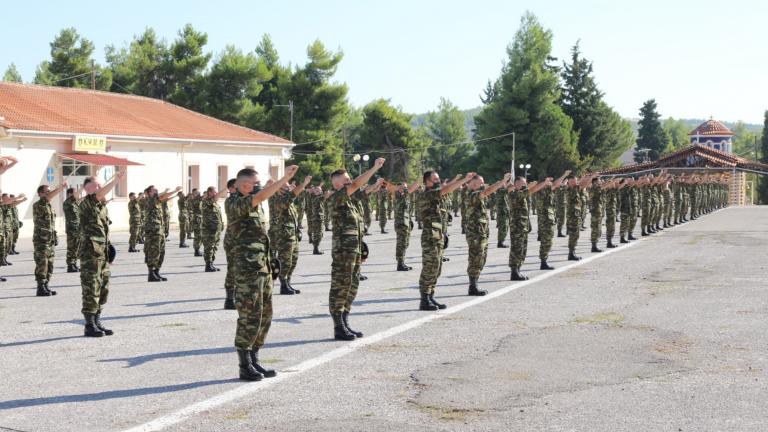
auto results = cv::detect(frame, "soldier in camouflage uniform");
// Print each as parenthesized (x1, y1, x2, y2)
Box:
(201, 186, 227, 272)
(328, 160, 385, 340)
(230, 166, 296, 381)
(63, 188, 82, 273)
(162, 197, 171, 239)
(589, 177, 605, 252)
(307, 185, 326, 255)
(0, 198, 11, 266)
(555, 183, 567, 238)
(33, 182, 67, 296)
(507, 177, 536, 281)
(9, 194, 23, 255)
(222, 178, 238, 310)
(273, 176, 312, 295)
(177, 191, 190, 248)
(296, 189, 307, 230)
(390, 180, 420, 271)
(662, 178, 674, 228)
(465, 173, 510, 296)
(144, 185, 182, 282)
(566, 174, 592, 261)
(1, 194, 25, 264)
(603, 178, 619, 249)
(618, 177, 634, 243)
(419, 170, 475, 311)
(323, 192, 333, 231)
(128, 193, 141, 252)
(189, 189, 203, 256)
(79, 173, 122, 337)
(496, 189, 510, 248)
(137, 192, 146, 244)
(377, 189, 388, 234)
(538, 171, 570, 270)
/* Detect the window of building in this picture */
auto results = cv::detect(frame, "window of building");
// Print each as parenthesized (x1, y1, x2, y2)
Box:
(270, 163, 279, 182)
(217, 165, 228, 192)
(187, 165, 199, 192)
(61, 159, 90, 177)
(114, 165, 128, 198)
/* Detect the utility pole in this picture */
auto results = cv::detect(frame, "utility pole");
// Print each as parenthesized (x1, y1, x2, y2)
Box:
(510, 132, 516, 179)
(91, 60, 96, 90)
(275, 100, 295, 142)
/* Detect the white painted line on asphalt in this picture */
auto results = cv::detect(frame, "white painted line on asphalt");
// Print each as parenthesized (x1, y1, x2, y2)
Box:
(120, 210, 721, 432)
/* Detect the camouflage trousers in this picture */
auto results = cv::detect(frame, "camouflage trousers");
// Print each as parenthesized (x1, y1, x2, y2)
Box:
(202, 228, 221, 264)
(223, 235, 235, 297)
(419, 228, 444, 295)
(129, 219, 141, 248)
(363, 208, 371, 233)
(163, 215, 170, 239)
(497, 214, 509, 244)
(567, 217, 580, 251)
(33, 242, 55, 283)
(0, 233, 6, 263)
(664, 200, 674, 225)
(192, 217, 202, 250)
(378, 212, 387, 231)
(466, 234, 489, 278)
(508, 225, 529, 271)
(590, 212, 603, 243)
(297, 208, 305, 229)
(275, 227, 299, 280)
(538, 221, 554, 261)
(179, 215, 189, 244)
(144, 229, 166, 269)
(137, 220, 145, 242)
(324, 208, 332, 230)
(308, 218, 323, 247)
(605, 211, 616, 242)
(234, 265, 273, 350)
(556, 207, 566, 233)
(329, 250, 361, 314)
(629, 210, 638, 234)
(395, 225, 410, 262)
(66, 230, 81, 265)
(12, 226, 18, 251)
(80, 247, 110, 315)
(619, 212, 630, 239)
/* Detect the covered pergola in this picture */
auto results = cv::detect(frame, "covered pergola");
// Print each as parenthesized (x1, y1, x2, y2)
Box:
(599, 144, 768, 205)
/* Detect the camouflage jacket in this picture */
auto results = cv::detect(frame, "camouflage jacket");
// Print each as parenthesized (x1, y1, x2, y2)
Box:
(177, 194, 189, 221)
(605, 189, 618, 217)
(331, 187, 362, 254)
(394, 191, 411, 228)
(308, 193, 324, 223)
(33, 197, 56, 245)
(63, 195, 80, 234)
(566, 187, 583, 220)
(228, 192, 271, 274)
(537, 187, 556, 224)
(79, 193, 110, 258)
(419, 188, 443, 233)
(201, 197, 223, 234)
(495, 190, 510, 218)
(144, 195, 164, 233)
(464, 190, 489, 239)
(273, 190, 298, 230)
(508, 188, 531, 233)
(128, 199, 141, 223)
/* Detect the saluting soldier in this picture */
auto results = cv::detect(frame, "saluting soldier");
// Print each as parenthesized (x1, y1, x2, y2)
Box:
(566, 174, 592, 261)
(603, 178, 619, 249)
(79, 172, 122, 337)
(144, 185, 182, 282)
(177, 191, 190, 248)
(161, 198, 171, 239)
(33, 181, 67, 296)
(137, 192, 146, 244)
(328, 159, 385, 340)
(618, 177, 634, 243)
(377, 189, 388, 234)
(538, 171, 570, 270)
(273, 176, 312, 295)
(496, 189, 510, 248)
(418, 170, 474, 311)
(63, 187, 83, 273)
(555, 183, 567, 238)
(230, 166, 297, 381)
(589, 177, 606, 253)
(128, 193, 141, 252)
(0, 194, 25, 267)
(190, 189, 203, 256)
(9, 194, 23, 255)
(201, 186, 227, 272)
(222, 178, 238, 310)
(307, 185, 326, 255)
(390, 179, 420, 271)
(508, 177, 539, 281)
(465, 173, 510, 296)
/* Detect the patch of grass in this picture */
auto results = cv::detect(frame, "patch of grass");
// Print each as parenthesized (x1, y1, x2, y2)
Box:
(382, 287, 403, 292)
(419, 405, 485, 421)
(570, 312, 625, 326)
(259, 358, 282, 365)
(224, 409, 249, 420)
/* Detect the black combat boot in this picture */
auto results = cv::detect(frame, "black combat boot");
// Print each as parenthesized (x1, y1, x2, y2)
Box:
(510, 269, 528, 281)
(2, 258, 11, 266)
(568, 251, 582, 261)
(497, 242, 508, 248)
(223, 292, 236, 310)
(179, 242, 189, 248)
(205, 262, 217, 272)
(461, 226, 465, 234)
(0, 275, 6, 282)
(36, 281, 53, 296)
(94, 312, 114, 336)
(83, 314, 105, 337)
(628, 233, 637, 241)
(557, 228, 565, 238)
(67, 263, 79, 273)
(418, 222, 423, 230)
(313, 245, 324, 255)
(194, 248, 202, 257)
(128, 246, 138, 253)
(43, 281, 56, 295)
(358, 274, 368, 281)
(342, 311, 363, 338)
(467, 276, 487, 296)
(641, 227, 648, 236)
(620, 236, 628, 244)
(250, 349, 277, 378)
(442, 256, 450, 262)
(237, 349, 264, 381)
(419, 293, 438, 311)
(656, 223, 663, 231)
(540, 261, 554, 270)
(279, 277, 295, 295)
(10, 246, 18, 254)
(591, 242, 603, 253)
(333, 313, 356, 340)
(396, 261, 412, 271)
(429, 293, 447, 310)
(381, 228, 388, 234)
(286, 278, 301, 294)
(148, 269, 163, 282)
(155, 269, 168, 281)
(606, 240, 617, 249)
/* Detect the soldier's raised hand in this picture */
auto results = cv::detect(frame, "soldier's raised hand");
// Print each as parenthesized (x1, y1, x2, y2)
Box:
(285, 165, 299, 178)
(374, 158, 386, 168)
(302, 175, 313, 187)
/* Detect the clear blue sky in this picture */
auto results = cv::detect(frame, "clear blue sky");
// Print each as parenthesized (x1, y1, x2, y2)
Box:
(2, 0, 767, 123)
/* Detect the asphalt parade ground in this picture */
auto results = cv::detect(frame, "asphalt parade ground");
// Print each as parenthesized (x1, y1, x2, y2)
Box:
(1, 206, 766, 432)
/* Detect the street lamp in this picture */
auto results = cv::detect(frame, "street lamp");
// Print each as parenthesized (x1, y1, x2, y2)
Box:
(519, 163, 531, 180)
(353, 154, 369, 176)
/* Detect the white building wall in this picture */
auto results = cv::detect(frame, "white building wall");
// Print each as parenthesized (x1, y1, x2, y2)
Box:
(0, 135, 287, 238)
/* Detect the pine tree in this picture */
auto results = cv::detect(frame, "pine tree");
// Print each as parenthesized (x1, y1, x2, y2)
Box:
(474, 12, 579, 180)
(34, 28, 112, 90)
(2, 63, 22, 82)
(105, 28, 171, 99)
(422, 98, 472, 177)
(634, 99, 669, 162)
(758, 111, 768, 204)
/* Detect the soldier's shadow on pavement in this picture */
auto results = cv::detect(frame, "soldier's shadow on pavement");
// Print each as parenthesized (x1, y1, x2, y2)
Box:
(45, 308, 223, 325)
(0, 378, 237, 410)
(0, 335, 83, 348)
(274, 308, 415, 325)
(123, 297, 222, 308)
(98, 338, 337, 368)
(353, 295, 466, 306)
